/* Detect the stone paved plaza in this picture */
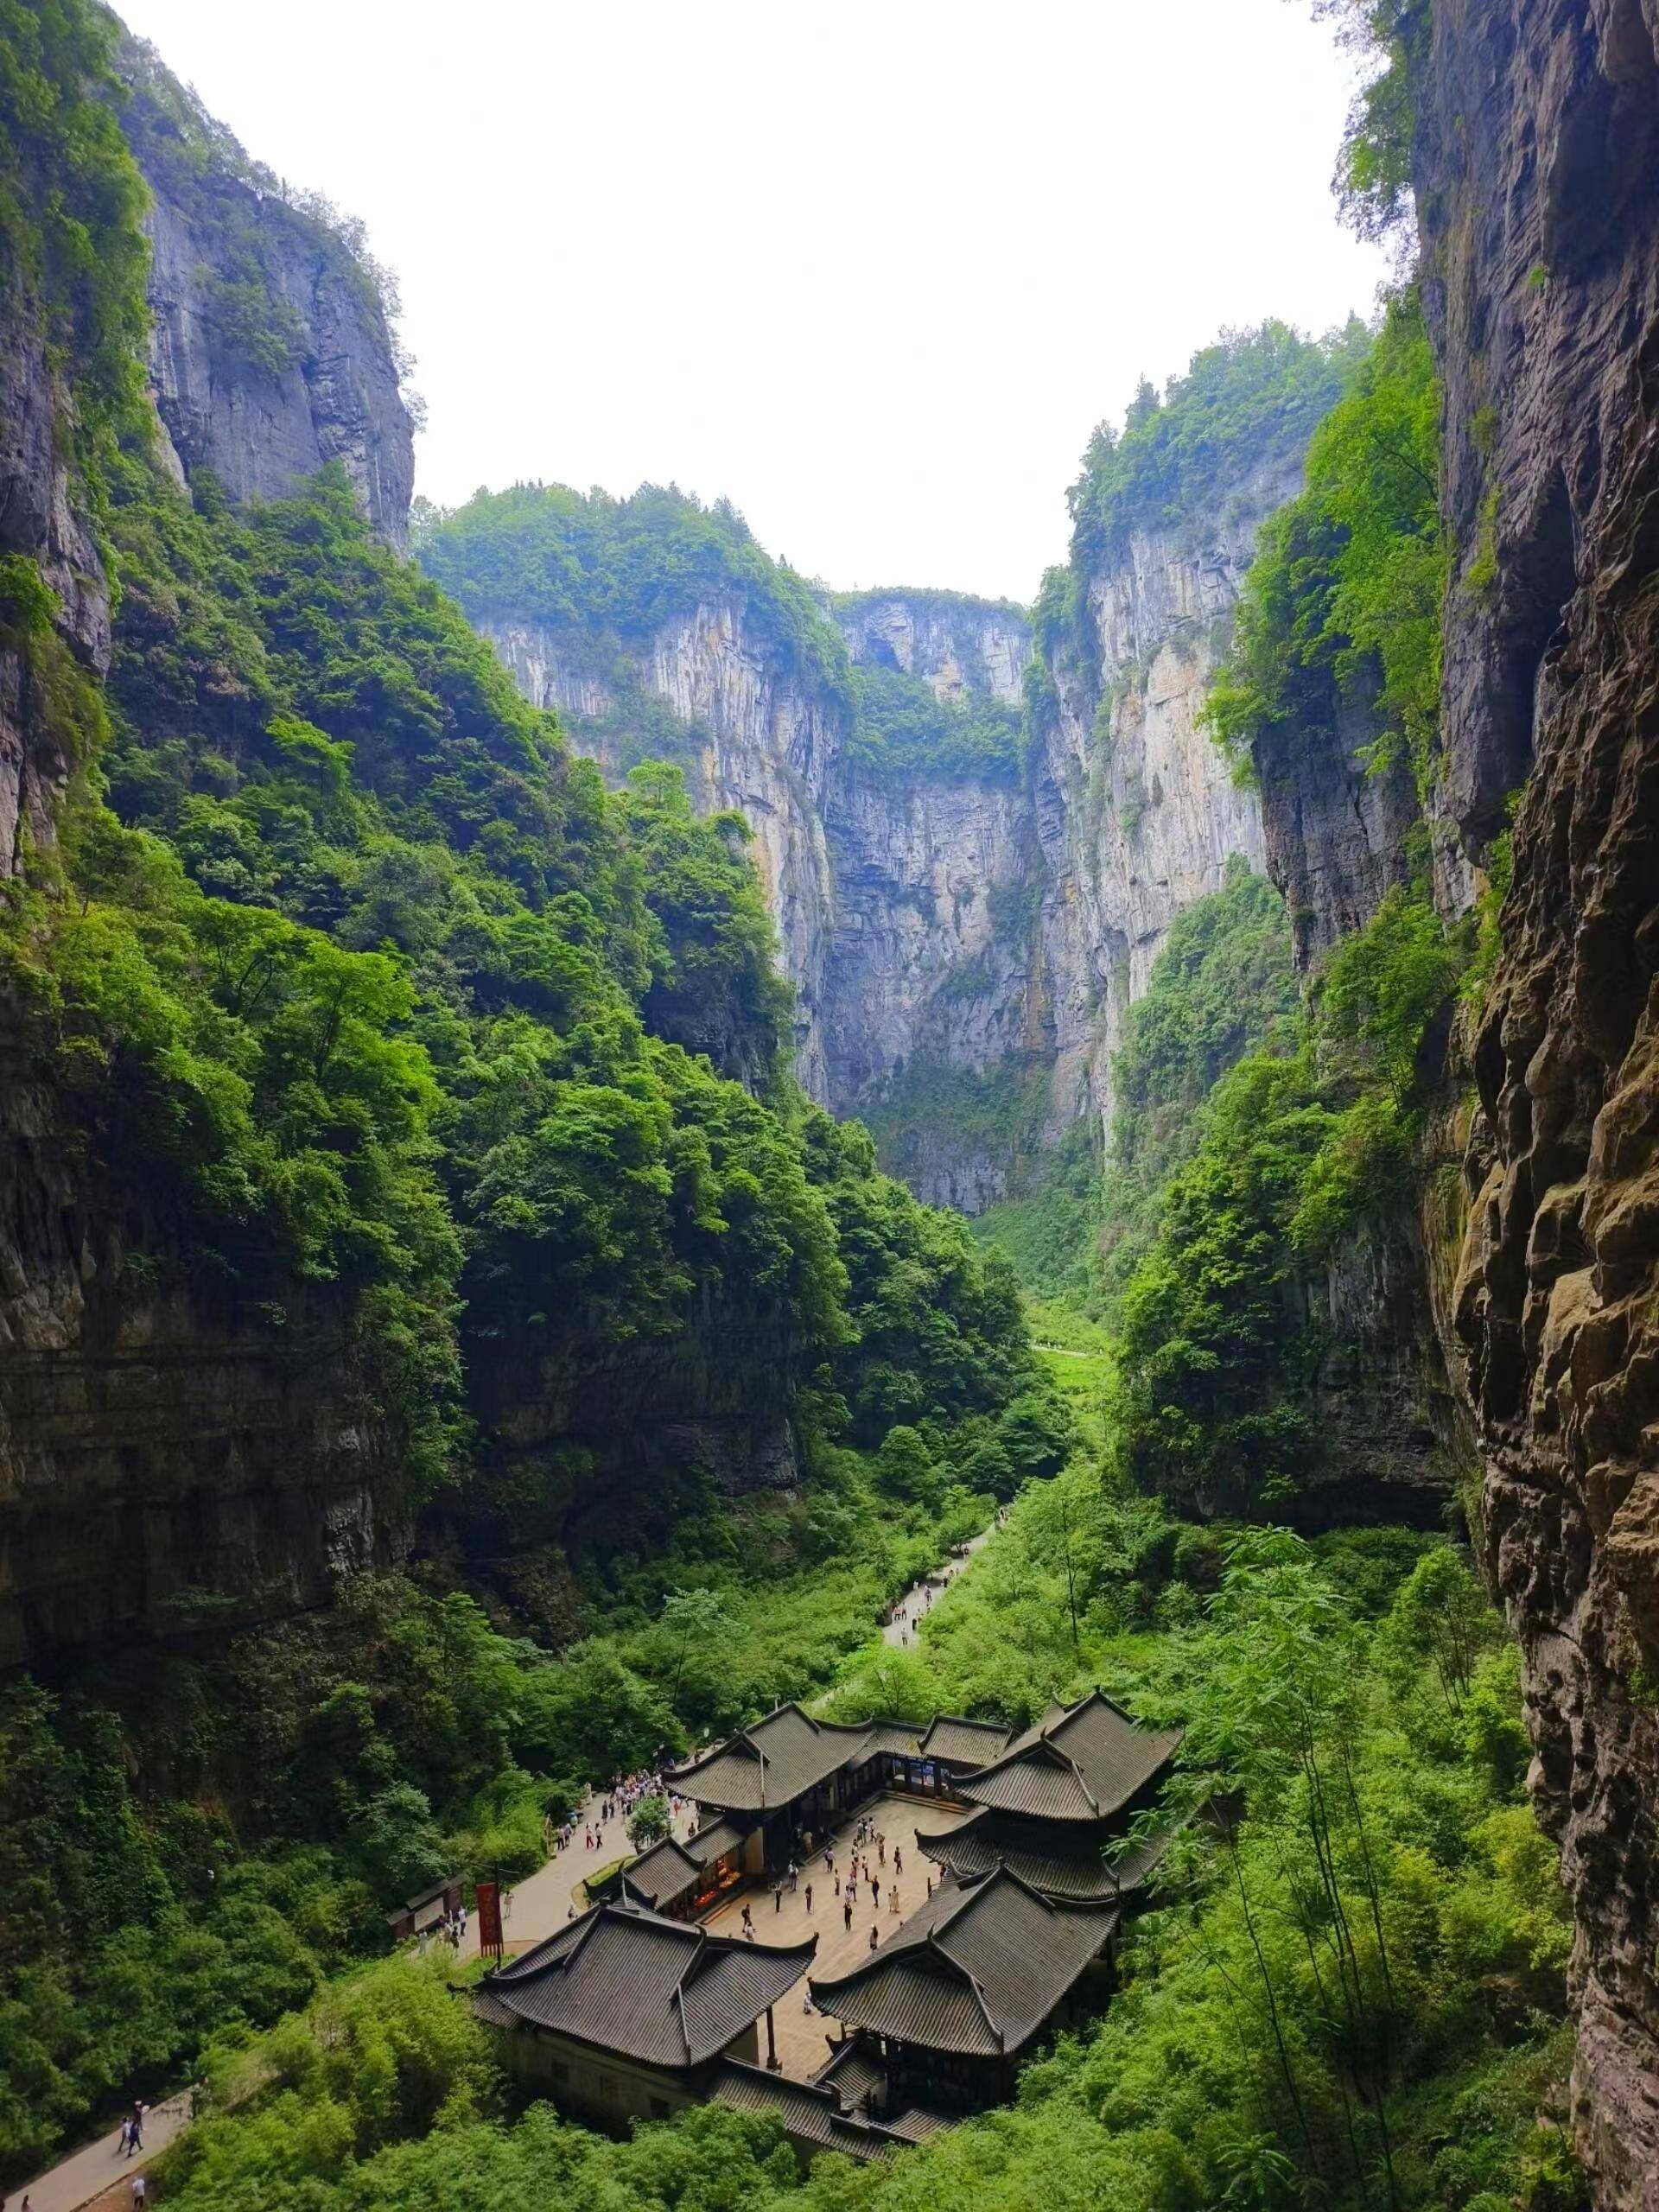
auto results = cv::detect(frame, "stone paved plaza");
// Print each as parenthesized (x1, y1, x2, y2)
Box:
(698, 1791, 969, 2078)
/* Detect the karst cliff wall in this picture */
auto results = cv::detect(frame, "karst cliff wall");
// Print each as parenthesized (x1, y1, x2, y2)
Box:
(0, 62, 795, 1675)
(1409, 0, 1659, 2196)
(471, 505, 1279, 1211)
(1027, 474, 1275, 1139)
(0, 69, 421, 1671)
(486, 600, 842, 1098)
(119, 43, 415, 546)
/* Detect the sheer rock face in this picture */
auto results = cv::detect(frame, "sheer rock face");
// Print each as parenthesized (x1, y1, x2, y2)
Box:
(0, 231, 110, 878)
(0, 1039, 410, 1671)
(1416, 0, 1659, 2195)
(119, 67, 414, 547)
(1030, 486, 1274, 1141)
(457, 1290, 804, 1589)
(1250, 664, 1421, 969)
(0, 79, 418, 1672)
(486, 601, 843, 1101)
(819, 597, 1038, 1203)
(479, 531, 1273, 1211)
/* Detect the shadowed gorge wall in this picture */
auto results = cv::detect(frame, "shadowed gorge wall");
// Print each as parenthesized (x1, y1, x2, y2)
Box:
(1411, 0, 1659, 2196)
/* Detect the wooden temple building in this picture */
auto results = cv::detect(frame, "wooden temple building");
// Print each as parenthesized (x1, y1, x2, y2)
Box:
(810, 1865, 1121, 2113)
(803, 1691, 1185, 2126)
(474, 1689, 1183, 2161)
(918, 1688, 1185, 1905)
(662, 1702, 1014, 1874)
(472, 1897, 814, 2129)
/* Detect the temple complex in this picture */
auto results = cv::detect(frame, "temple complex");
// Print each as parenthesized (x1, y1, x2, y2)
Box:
(472, 1689, 1183, 2163)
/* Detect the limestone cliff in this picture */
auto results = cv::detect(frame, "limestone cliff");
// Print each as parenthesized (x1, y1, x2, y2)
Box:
(1413, 0, 1659, 2195)
(1027, 474, 1274, 1141)
(0, 1031, 410, 1670)
(485, 598, 841, 1096)
(0, 182, 110, 874)
(446, 497, 1278, 1213)
(1249, 657, 1421, 969)
(118, 44, 415, 546)
(819, 593, 1038, 1210)
(0, 44, 426, 1675)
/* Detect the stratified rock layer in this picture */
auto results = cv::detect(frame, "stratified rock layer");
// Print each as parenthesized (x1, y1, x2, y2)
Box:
(0, 1038, 409, 1670)
(1417, 0, 1659, 2195)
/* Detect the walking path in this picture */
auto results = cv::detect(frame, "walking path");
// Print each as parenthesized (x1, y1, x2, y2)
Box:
(6, 2095, 188, 2212)
(8, 1522, 1004, 2211)
(882, 1519, 997, 1648)
(452, 1775, 700, 1961)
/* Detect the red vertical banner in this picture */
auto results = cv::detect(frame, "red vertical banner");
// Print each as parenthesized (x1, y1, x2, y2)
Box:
(475, 1880, 504, 1960)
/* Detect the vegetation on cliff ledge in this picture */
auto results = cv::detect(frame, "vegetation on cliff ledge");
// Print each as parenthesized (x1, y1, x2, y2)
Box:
(1205, 287, 1444, 798)
(414, 480, 853, 704)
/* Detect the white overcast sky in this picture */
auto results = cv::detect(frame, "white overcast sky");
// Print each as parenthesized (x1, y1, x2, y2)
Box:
(111, 0, 1389, 603)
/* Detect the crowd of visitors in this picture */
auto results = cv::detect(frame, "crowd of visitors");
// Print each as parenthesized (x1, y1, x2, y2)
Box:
(546, 1762, 685, 1857)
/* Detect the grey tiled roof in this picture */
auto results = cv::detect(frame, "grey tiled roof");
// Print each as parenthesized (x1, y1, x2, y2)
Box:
(686, 1816, 746, 1865)
(474, 1900, 814, 2069)
(711, 2058, 952, 2162)
(918, 1715, 1013, 1767)
(669, 1702, 1022, 1815)
(861, 1720, 925, 1758)
(960, 1691, 1180, 1824)
(815, 2037, 886, 2110)
(916, 1807, 1178, 1901)
(884, 2103, 954, 2141)
(620, 1834, 705, 1910)
(809, 1867, 1118, 2056)
(620, 1816, 748, 1910)
(669, 1704, 878, 1812)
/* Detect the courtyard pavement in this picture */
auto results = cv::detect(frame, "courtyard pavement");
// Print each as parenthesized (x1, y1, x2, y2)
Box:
(699, 1790, 969, 2079)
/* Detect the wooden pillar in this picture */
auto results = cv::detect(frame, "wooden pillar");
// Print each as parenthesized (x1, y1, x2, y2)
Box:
(766, 2005, 780, 2071)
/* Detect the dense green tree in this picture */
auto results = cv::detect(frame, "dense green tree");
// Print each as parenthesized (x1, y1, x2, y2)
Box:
(1206, 290, 1443, 797)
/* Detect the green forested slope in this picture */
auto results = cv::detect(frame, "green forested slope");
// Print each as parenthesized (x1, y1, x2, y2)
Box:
(0, 5, 1059, 2174)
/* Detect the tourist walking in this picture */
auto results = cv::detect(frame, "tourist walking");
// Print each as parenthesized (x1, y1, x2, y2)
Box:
(843, 1898, 853, 1931)
(804, 1882, 813, 1914)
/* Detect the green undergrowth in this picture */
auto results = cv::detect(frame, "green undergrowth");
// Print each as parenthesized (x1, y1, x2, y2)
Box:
(844, 662, 1024, 782)
(144, 1477, 1579, 2212)
(1109, 878, 1465, 1513)
(862, 1052, 1051, 1198)
(1205, 287, 1445, 801)
(0, 1440, 1030, 2178)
